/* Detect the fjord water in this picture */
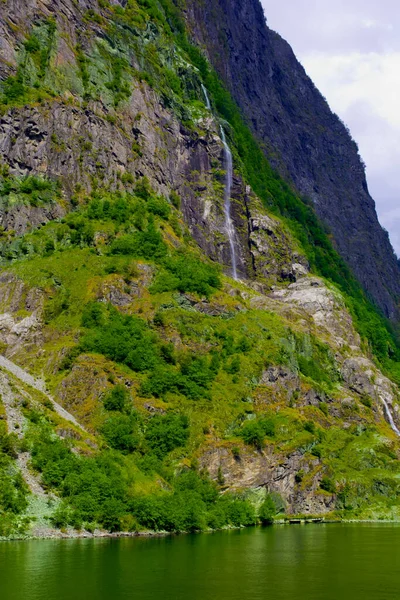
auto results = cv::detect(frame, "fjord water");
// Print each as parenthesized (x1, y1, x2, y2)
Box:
(1, 525, 399, 600)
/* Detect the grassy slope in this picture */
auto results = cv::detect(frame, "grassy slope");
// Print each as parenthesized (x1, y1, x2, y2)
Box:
(0, 0, 399, 534)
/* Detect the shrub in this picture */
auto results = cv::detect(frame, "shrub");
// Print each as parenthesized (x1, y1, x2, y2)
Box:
(140, 363, 213, 401)
(81, 306, 160, 371)
(135, 177, 152, 201)
(2, 76, 26, 104)
(169, 190, 181, 208)
(226, 356, 241, 374)
(147, 197, 170, 219)
(0, 429, 18, 459)
(103, 385, 129, 412)
(221, 497, 256, 527)
(304, 420, 316, 434)
(151, 251, 221, 297)
(100, 497, 126, 532)
(298, 356, 330, 384)
(0, 173, 58, 207)
(360, 395, 372, 408)
(239, 421, 265, 449)
(311, 445, 322, 459)
(232, 446, 240, 459)
(259, 495, 276, 524)
(320, 476, 336, 494)
(101, 414, 140, 453)
(319, 402, 329, 416)
(110, 221, 167, 260)
(145, 413, 189, 458)
(81, 302, 105, 328)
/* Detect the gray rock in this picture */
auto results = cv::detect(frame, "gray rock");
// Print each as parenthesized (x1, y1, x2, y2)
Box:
(184, 0, 400, 320)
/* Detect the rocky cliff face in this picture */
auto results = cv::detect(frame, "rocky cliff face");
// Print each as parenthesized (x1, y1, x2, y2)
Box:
(0, 0, 400, 535)
(0, 0, 303, 285)
(184, 0, 400, 319)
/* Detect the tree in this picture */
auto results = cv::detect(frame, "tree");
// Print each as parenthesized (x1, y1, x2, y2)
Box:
(259, 495, 276, 525)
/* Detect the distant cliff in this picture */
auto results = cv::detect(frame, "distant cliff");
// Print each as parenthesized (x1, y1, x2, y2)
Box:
(184, 0, 400, 319)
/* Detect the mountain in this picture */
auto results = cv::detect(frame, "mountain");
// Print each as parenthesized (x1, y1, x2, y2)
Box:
(0, 0, 399, 538)
(184, 0, 400, 320)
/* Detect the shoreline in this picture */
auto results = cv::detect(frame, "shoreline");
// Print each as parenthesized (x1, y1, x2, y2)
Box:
(3, 518, 400, 542)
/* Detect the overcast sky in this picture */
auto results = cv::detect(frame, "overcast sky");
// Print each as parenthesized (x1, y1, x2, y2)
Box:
(261, 0, 400, 254)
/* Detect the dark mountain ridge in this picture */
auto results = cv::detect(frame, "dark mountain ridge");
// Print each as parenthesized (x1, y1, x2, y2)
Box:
(184, 0, 400, 319)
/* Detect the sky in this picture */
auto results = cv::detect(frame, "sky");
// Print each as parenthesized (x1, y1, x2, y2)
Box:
(261, 0, 400, 254)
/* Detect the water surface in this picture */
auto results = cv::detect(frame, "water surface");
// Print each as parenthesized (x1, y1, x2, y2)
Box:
(1, 524, 399, 599)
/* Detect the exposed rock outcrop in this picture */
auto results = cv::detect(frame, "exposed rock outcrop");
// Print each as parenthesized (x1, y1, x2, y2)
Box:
(201, 444, 335, 515)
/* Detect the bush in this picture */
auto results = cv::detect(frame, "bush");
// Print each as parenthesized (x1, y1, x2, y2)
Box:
(169, 190, 181, 208)
(304, 421, 316, 434)
(151, 251, 221, 297)
(298, 356, 330, 384)
(103, 385, 129, 412)
(81, 306, 160, 371)
(0, 429, 18, 459)
(147, 197, 170, 219)
(259, 495, 276, 524)
(100, 497, 126, 532)
(240, 421, 265, 449)
(239, 418, 275, 449)
(140, 363, 213, 401)
(0, 430, 28, 518)
(0, 173, 58, 208)
(145, 413, 189, 458)
(320, 476, 336, 494)
(1, 76, 26, 104)
(311, 445, 322, 459)
(222, 497, 257, 527)
(360, 395, 373, 408)
(81, 302, 105, 328)
(101, 414, 140, 453)
(110, 221, 167, 260)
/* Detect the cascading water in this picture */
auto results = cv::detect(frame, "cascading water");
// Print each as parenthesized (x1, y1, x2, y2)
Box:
(381, 398, 400, 436)
(200, 83, 238, 279)
(201, 84, 211, 111)
(220, 127, 238, 280)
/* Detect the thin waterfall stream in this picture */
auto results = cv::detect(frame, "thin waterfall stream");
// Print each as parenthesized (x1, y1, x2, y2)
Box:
(220, 126, 238, 280)
(201, 84, 238, 279)
(381, 398, 400, 436)
(201, 84, 211, 111)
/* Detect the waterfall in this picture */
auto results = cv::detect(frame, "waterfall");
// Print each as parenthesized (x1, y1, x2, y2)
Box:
(201, 84, 211, 110)
(200, 82, 238, 280)
(381, 398, 400, 436)
(220, 127, 238, 280)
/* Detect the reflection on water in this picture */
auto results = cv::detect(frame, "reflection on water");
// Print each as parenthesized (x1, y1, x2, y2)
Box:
(0, 524, 399, 600)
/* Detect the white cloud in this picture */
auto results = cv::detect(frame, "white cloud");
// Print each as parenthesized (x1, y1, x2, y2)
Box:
(303, 52, 400, 130)
(301, 51, 400, 252)
(261, 0, 400, 253)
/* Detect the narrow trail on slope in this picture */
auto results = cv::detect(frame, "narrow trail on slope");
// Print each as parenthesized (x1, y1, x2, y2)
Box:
(0, 355, 86, 432)
(0, 371, 49, 498)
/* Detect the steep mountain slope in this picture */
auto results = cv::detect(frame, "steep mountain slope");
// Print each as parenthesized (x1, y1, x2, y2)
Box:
(184, 0, 400, 320)
(0, 0, 399, 537)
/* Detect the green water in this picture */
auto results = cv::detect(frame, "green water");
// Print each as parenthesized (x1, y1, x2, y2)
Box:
(0, 524, 399, 599)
